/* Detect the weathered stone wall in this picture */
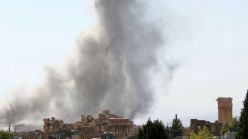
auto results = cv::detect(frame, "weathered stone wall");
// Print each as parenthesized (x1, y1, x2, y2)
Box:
(190, 119, 222, 136)
(43, 110, 133, 139)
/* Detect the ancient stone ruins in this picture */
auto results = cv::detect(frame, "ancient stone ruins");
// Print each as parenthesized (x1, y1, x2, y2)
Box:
(12, 97, 234, 139)
(188, 97, 233, 137)
(43, 110, 134, 139)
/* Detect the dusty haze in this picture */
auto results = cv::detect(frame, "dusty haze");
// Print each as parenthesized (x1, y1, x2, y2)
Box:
(0, 0, 176, 126)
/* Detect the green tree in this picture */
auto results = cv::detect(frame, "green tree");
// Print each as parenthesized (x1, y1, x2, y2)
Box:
(0, 131, 13, 139)
(189, 127, 213, 139)
(230, 117, 240, 132)
(237, 90, 248, 139)
(222, 121, 231, 135)
(221, 117, 240, 135)
(138, 118, 168, 139)
(170, 114, 183, 138)
(189, 131, 198, 139)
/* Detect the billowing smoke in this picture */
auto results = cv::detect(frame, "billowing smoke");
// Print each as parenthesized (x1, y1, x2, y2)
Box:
(0, 0, 176, 126)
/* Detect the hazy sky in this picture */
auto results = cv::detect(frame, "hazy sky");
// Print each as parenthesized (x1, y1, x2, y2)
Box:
(0, 0, 248, 126)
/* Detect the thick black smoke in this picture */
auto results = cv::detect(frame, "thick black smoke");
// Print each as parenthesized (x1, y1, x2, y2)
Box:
(0, 0, 175, 125)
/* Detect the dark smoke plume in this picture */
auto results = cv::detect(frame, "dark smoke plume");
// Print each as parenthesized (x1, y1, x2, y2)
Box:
(0, 0, 175, 125)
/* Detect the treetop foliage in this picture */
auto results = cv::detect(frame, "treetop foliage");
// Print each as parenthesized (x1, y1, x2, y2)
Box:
(237, 90, 248, 139)
(170, 114, 184, 138)
(0, 131, 13, 139)
(138, 118, 168, 139)
(189, 127, 213, 139)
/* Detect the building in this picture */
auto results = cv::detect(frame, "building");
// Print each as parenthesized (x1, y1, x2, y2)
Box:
(190, 119, 222, 136)
(217, 97, 233, 123)
(125, 125, 139, 139)
(188, 97, 233, 137)
(43, 110, 133, 139)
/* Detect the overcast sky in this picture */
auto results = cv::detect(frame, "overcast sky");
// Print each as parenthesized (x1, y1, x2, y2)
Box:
(0, 0, 248, 126)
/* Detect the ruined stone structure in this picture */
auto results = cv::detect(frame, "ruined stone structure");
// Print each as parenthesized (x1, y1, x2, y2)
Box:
(217, 97, 233, 123)
(125, 125, 139, 139)
(188, 97, 233, 137)
(190, 119, 222, 136)
(43, 110, 133, 139)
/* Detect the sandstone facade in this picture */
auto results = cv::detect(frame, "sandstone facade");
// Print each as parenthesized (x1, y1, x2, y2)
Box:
(43, 110, 133, 139)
